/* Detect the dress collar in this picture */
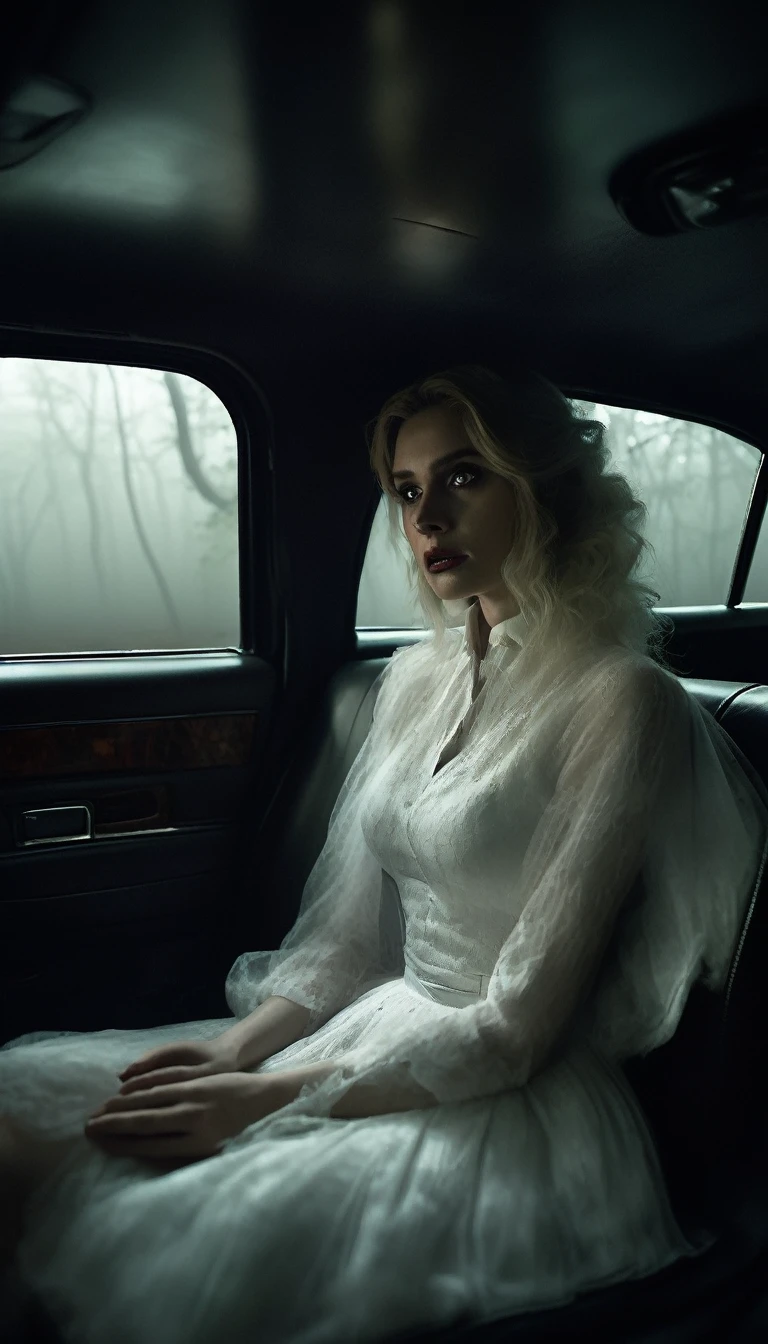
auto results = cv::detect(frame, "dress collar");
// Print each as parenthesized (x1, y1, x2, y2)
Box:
(461, 599, 528, 660)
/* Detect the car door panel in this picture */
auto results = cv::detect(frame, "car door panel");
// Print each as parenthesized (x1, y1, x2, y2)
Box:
(0, 654, 277, 1044)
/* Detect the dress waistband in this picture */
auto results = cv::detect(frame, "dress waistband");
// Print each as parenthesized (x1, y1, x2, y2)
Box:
(403, 950, 491, 1007)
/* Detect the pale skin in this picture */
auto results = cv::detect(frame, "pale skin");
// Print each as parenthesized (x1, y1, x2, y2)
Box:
(0, 402, 520, 1261)
(391, 402, 522, 653)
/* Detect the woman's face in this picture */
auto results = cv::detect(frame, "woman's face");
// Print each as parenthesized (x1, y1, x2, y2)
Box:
(391, 404, 520, 620)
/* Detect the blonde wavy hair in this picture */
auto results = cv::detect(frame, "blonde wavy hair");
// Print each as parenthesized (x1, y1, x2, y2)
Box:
(368, 364, 669, 662)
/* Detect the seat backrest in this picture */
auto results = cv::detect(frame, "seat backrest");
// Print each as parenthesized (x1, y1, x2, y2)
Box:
(624, 679, 768, 1232)
(259, 658, 768, 1231)
(250, 660, 390, 949)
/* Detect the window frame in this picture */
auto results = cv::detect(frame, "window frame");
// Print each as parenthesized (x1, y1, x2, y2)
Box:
(0, 328, 277, 663)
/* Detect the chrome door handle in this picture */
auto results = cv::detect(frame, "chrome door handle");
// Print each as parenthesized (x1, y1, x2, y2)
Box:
(20, 804, 93, 846)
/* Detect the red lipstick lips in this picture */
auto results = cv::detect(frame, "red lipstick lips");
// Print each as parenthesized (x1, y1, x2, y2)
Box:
(425, 548, 468, 573)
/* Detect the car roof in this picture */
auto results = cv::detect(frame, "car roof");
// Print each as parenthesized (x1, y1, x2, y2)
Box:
(1, 0, 767, 442)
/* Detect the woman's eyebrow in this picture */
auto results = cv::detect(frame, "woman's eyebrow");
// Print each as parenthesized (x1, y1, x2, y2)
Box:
(392, 447, 482, 480)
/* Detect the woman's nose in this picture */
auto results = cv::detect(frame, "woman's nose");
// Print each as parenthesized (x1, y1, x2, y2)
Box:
(414, 515, 448, 535)
(413, 495, 451, 533)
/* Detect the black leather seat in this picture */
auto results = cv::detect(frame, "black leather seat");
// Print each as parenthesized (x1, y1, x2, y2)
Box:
(255, 662, 768, 1344)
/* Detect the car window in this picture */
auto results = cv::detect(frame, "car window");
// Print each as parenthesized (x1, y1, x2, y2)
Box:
(356, 400, 761, 628)
(742, 509, 768, 604)
(0, 358, 239, 656)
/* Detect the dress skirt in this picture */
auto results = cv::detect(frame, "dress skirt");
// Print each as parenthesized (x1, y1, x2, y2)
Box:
(0, 971, 706, 1344)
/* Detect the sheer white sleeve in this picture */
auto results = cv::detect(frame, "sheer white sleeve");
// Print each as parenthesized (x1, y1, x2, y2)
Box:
(321, 661, 766, 1107)
(224, 659, 403, 1037)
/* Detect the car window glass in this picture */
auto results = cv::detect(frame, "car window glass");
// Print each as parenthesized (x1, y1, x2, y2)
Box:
(742, 509, 768, 604)
(0, 358, 239, 655)
(356, 400, 760, 628)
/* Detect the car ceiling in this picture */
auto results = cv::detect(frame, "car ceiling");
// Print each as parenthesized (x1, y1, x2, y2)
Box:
(1, 0, 768, 443)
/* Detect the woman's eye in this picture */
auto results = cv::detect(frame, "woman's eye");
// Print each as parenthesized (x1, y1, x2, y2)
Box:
(396, 466, 479, 505)
(451, 467, 478, 487)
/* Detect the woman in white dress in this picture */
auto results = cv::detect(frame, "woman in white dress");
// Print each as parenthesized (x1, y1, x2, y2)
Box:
(2, 365, 766, 1344)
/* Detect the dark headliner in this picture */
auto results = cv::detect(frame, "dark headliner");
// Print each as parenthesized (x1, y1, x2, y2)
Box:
(1, 0, 767, 443)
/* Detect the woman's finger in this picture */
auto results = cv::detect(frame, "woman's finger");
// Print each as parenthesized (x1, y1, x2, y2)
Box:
(119, 1043, 214, 1081)
(119, 1067, 203, 1095)
(89, 1082, 196, 1123)
(92, 1089, 200, 1117)
(86, 1103, 200, 1135)
(119, 1057, 162, 1079)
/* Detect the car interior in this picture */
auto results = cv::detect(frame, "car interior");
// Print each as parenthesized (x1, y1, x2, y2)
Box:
(2, 2, 768, 1340)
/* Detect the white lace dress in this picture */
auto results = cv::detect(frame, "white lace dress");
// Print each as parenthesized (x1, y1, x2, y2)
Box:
(2, 600, 766, 1344)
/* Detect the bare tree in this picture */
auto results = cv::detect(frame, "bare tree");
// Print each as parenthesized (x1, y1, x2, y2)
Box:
(32, 364, 109, 602)
(107, 366, 182, 634)
(163, 371, 236, 511)
(0, 458, 55, 627)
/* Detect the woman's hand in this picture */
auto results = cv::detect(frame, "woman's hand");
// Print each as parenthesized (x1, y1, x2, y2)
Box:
(116, 1037, 241, 1093)
(84, 1072, 289, 1164)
